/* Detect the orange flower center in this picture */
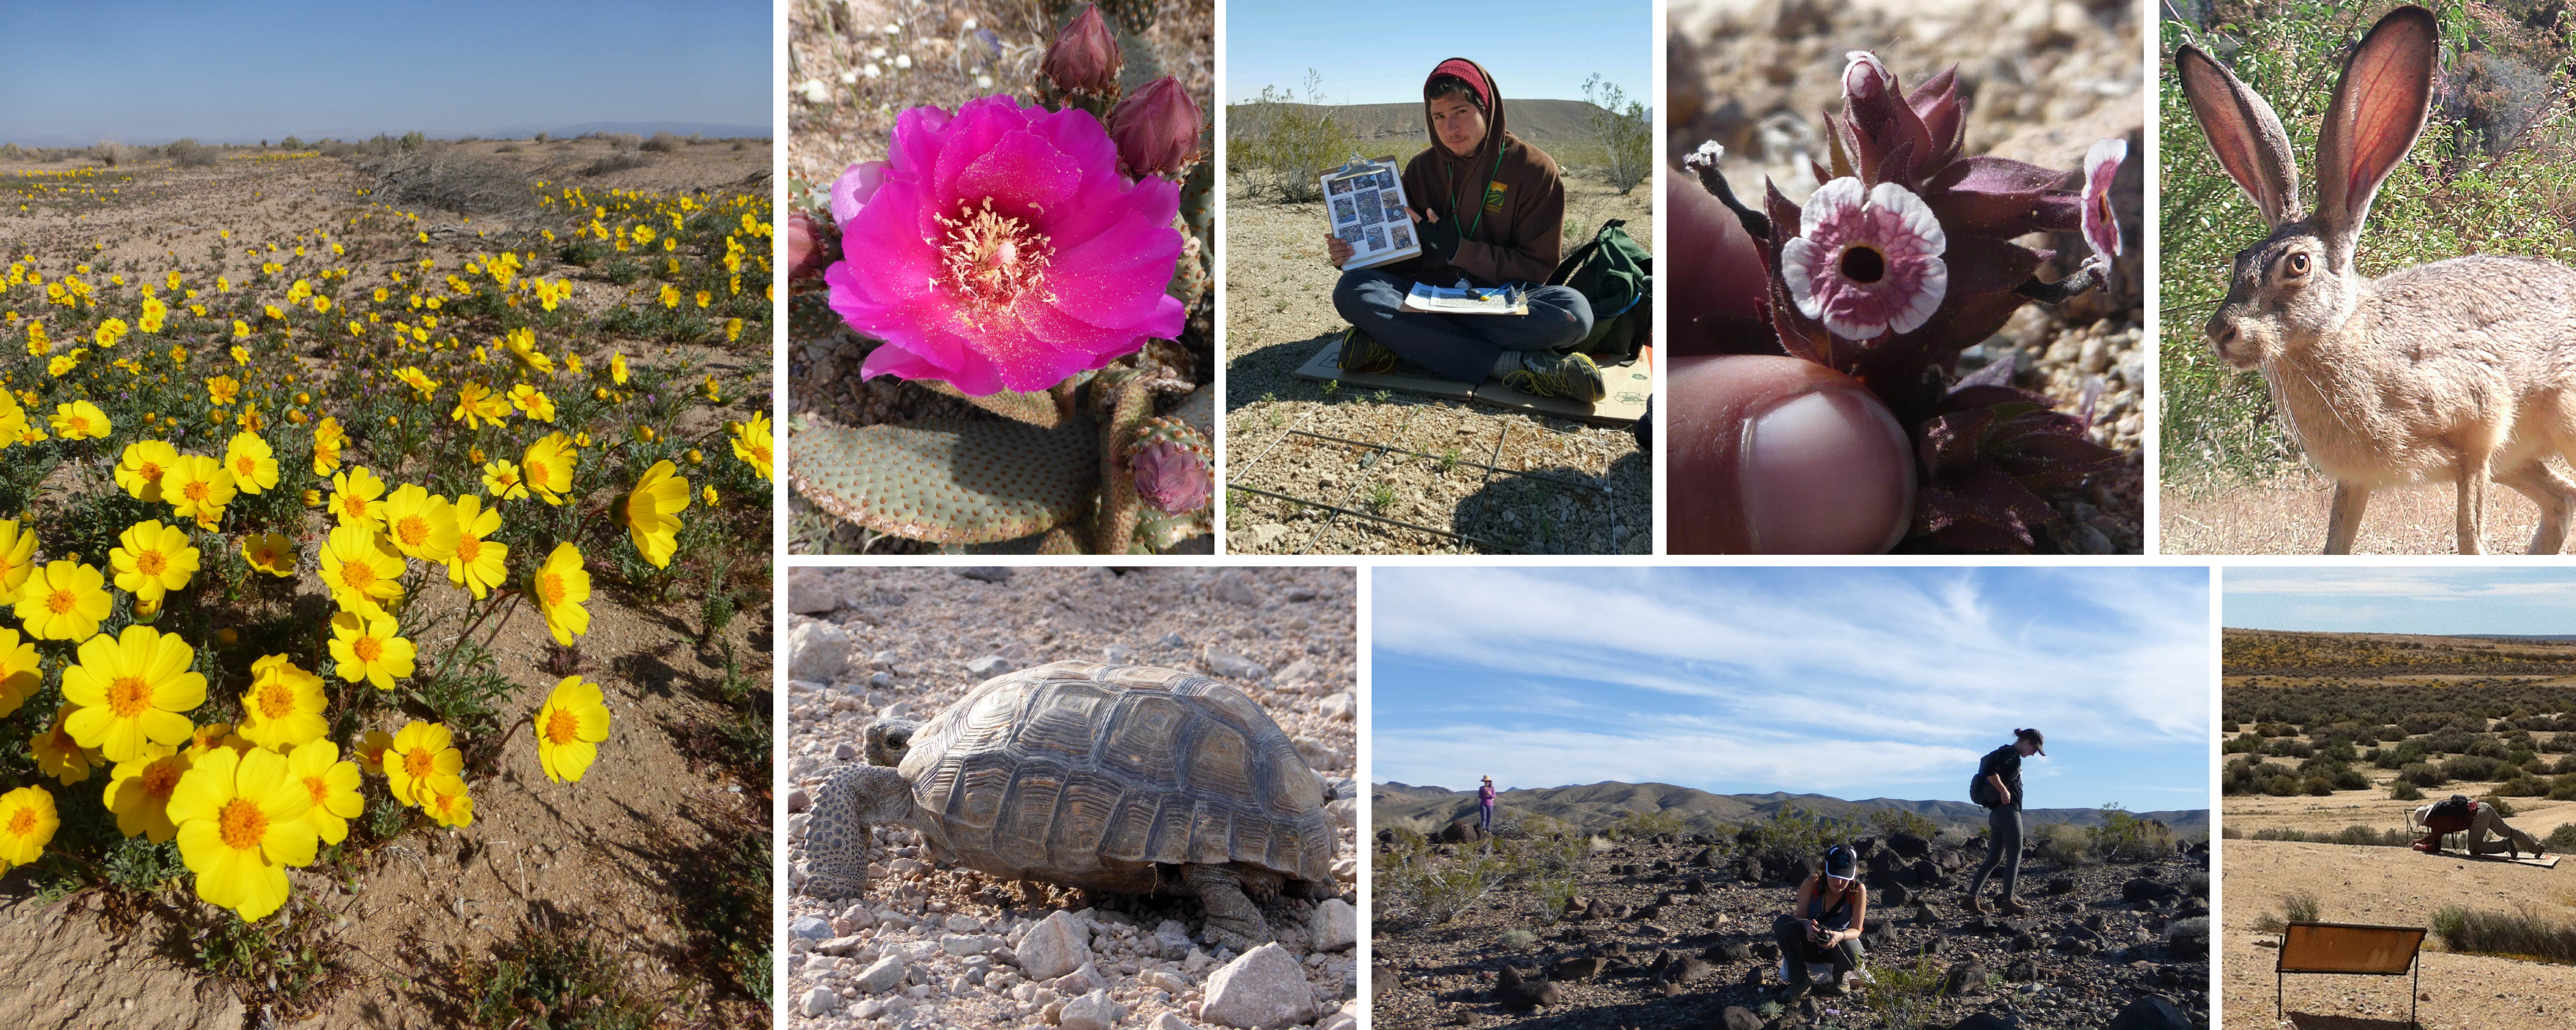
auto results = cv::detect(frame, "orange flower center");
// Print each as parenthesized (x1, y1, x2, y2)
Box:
(339, 494, 367, 519)
(135, 549, 166, 576)
(217, 797, 267, 850)
(234, 455, 257, 477)
(45, 588, 76, 614)
(258, 681, 298, 719)
(4, 808, 33, 836)
(544, 707, 581, 745)
(66, 416, 90, 434)
(523, 459, 548, 485)
(338, 558, 376, 590)
(141, 762, 181, 798)
(455, 536, 482, 563)
(138, 461, 164, 481)
(107, 675, 153, 717)
(749, 441, 771, 464)
(395, 516, 429, 548)
(401, 747, 434, 780)
(304, 775, 331, 807)
(182, 480, 211, 503)
(352, 635, 383, 663)
(538, 571, 566, 606)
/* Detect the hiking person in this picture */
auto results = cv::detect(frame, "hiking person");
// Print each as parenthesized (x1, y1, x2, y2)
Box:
(1477, 775, 1497, 834)
(1965, 728, 2045, 914)
(1326, 58, 1603, 402)
(1771, 843, 1869, 998)
(2410, 794, 2546, 859)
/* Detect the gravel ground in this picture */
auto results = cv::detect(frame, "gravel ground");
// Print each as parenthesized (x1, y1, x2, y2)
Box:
(1221, 172, 1653, 555)
(782, 567, 1359, 1030)
(1668, 0, 2146, 553)
(1374, 830, 2209, 1030)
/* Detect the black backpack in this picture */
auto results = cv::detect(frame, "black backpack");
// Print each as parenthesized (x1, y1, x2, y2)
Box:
(1546, 218, 1651, 362)
(1970, 763, 2001, 809)
(2424, 794, 2475, 833)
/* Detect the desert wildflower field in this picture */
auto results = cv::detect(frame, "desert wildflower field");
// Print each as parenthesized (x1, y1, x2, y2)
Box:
(0, 136, 773, 1028)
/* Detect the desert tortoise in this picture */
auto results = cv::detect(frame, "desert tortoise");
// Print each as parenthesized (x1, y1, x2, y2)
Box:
(808, 659, 1336, 950)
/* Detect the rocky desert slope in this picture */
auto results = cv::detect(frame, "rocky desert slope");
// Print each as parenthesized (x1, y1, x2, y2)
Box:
(781, 567, 1359, 1030)
(1374, 821, 2208, 1030)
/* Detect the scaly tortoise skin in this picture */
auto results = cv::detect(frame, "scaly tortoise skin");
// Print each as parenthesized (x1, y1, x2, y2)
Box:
(807, 660, 1334, 950)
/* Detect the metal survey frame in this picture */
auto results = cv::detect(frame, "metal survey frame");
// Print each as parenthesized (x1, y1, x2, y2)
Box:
(1225, 410, 1615, 555)
(2274, 921, 2425, 1028)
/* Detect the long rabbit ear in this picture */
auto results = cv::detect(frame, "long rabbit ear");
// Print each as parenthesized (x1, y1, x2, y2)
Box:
(2176, 44, 2304, 227)
(2315, 5, 2439, 257)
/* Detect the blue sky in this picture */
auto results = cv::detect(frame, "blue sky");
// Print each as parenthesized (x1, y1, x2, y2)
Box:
(1372, 567, 2213, 811)
(1227, 0, 1650, 106)
(0, 0, 769, 146)
(2225, 567, 2576, 635)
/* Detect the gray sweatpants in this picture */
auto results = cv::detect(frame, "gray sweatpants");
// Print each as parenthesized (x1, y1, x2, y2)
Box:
(1331, 269, 1593, 382)
(1968, 807, 2022, 899)
(2468, 807, 2543, 856)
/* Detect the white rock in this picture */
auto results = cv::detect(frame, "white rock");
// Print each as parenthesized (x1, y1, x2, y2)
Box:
(944, 934, 1003, 956)
(1311, 898, 1356, 951)
(857, 955, 907, 993)
(791, 915, 832, 940)
(800, 985, 839, 1017)
(1151, 1014, 1200, 1030)
(1146, 969, 1190, 994)
(1316, 1013, 1356, 1030)
(1201, 943, 1315, 1030)
(1319, 693, 1354, 721)
(1018, 910, 1091, 980)
(945, 913, 986, 932)
(967, 654, 1016, 677)
(789, 620, 853, 682)
(1059, 989, 1123, 1030)
(1050, 962, 1105, 995)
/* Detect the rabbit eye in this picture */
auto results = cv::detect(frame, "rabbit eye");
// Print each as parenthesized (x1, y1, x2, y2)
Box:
(2284, 252, 2310, 277)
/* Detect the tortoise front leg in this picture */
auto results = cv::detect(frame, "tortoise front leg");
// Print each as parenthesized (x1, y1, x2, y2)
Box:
(1184, 863, 1275, 952)
(804, 764, 911, 899)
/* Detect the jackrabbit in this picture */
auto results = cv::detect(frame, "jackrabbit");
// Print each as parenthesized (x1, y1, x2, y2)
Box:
(2179, 5, 2576, 554)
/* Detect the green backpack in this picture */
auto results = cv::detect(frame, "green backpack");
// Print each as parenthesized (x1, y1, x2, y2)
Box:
(1546, 218, 1652, 361)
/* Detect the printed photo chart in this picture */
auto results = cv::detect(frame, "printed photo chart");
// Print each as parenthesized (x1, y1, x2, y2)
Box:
(1322, 156, 1422, 270)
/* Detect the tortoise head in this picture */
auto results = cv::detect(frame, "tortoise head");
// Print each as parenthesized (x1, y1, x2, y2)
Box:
(865, 718, 920, 767)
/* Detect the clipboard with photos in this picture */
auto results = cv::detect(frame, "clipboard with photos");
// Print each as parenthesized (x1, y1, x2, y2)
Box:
(1321, 155, 1421, 270)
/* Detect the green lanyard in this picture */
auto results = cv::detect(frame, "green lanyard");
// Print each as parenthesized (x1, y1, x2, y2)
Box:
(1445, 140, 1508, 243)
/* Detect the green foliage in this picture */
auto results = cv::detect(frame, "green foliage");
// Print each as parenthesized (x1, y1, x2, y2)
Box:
(1857, 946, 1950, 1030)
(1735, 806, 1864, 856)
(1391, 852, 1508, 924)
(2283, 890, 2323, 924)
(188, 910, 349, 1018)
(462, 922, 664, 1029)
(2434, 904, 2576, 963)
(1229, 71, 1352, 203)
(1606, 808, 1688, 839)
(2391, 780, 2426, 800)
(1579, 74, 1652, 193)
(1869, 807, 1941, 841)
(2163, 3, 2576, 488)
(1497, 928, 1538, 951)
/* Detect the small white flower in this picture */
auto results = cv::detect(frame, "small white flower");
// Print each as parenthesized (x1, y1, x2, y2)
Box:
(894, 54, 912, 70)
(839, 70, 857, 85)
(963, 17, 978, 30)
(2081, 137, 2128, 263)
(1780, 177, 1949, 340)
(869, 46, 887, 59)
(862, 62, 882, 79)
(798, 79, 832, 105)
(976, 74, 994, 89)
(883, 23, 900, 35)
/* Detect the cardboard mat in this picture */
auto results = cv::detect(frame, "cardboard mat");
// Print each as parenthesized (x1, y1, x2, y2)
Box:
(2456, 852, 2561, 868)
(1294, 338, 1650, 426)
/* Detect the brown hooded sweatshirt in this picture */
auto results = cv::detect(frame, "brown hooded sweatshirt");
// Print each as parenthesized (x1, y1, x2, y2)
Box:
(1396, 58, 1566, 288)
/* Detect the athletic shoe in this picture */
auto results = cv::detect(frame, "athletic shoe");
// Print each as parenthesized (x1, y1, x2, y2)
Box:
(1501, 350, 1607, 402)
(1997, 898, 2030, 916)
(1965, 897, 1990, 915)
(1336, 327, 1399, 375)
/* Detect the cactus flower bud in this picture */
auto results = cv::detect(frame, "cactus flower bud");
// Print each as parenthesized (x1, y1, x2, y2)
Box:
(1132, 438, 1209, 514)
(1109, 76, 1202, 180)
(787, 211, 832, 281)
(1041, 4, 1122, 97)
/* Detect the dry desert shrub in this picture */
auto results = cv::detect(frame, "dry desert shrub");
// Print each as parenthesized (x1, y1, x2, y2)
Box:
(360, 150, 534, 215)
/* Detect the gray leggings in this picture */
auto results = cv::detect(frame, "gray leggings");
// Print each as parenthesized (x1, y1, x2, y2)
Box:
(1968, 807, 2022, 899)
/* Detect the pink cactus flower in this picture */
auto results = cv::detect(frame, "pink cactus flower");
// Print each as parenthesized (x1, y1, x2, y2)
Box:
(2081, 138, 2126, 263)
(825, 97, 1186, 395)
(1780, 177, 1948, 341)
(830, 160, 889, 228)
(1131, 439, 1209, 513)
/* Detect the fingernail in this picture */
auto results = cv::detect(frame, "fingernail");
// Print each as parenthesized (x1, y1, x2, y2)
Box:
(1738, 387, 1915, 553)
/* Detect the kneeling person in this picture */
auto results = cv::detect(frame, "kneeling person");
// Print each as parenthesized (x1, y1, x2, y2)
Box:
(2412, 794, 2546, 859)
(1325, 58, 1601, 401)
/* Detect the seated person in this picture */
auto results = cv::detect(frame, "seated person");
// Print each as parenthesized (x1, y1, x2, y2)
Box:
(1771, 844, 1868, 997)
(1325, 58, 1601, 402)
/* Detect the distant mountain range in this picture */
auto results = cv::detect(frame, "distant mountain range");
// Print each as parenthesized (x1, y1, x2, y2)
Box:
(1224, 99, 1612, 145)
(1373, 781, 2208, 838)
(4, 120, 768, 149)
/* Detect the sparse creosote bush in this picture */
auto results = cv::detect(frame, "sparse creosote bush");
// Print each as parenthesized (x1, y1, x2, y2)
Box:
(1579, 73, 1650, 194)
(2435, 904, 2576, 964)
(1857, 947, 1949, 1030)
(1230, 70, 1350, 203)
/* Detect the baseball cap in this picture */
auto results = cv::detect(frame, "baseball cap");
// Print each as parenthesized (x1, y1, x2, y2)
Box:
(2016, 727, 2047, 756)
